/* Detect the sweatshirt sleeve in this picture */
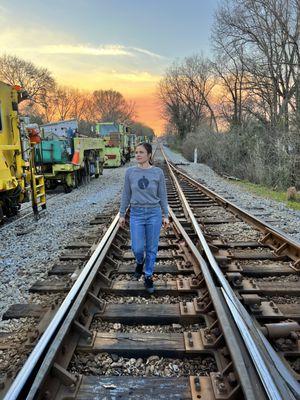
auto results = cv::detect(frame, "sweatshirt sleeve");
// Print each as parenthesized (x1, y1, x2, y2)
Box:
(158, 169, 169, 217)
(119, 169, 131, 217)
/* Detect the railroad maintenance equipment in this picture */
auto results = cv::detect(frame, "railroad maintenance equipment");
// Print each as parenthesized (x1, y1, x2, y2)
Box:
(129, 132, 136, 157)
(95, 122, 132, 167)
(136, 134, 153, 145)
(0, 81, 46, 222)
(35, 119, 104, 192)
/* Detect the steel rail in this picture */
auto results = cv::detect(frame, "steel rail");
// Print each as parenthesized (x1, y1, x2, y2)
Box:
(18, 145, 159, 399)
(169, 208, 267, 400)
(164, 151, 300, 397)
(162, 147, 300, 400)
(4, 213, 120, 400)
(166, 151, 300, 255)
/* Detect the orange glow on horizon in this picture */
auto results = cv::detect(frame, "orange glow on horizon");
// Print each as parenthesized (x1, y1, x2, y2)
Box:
(129, 93, 164, 135)
(54, 72, 165, 135)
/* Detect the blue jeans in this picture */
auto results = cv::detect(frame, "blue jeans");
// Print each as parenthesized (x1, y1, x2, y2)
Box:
(130, 207, 162, 277)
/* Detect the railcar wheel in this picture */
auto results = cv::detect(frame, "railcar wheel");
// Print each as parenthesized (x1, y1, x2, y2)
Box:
(45, 180, 58, 190)
(64, 184, 72, 193)
(74, 171, 79, 188)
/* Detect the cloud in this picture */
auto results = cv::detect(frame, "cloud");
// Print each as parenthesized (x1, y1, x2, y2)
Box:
(8, 43, 164, 59)
(22, 44, 132, 56)
(130, 47, 164, 59)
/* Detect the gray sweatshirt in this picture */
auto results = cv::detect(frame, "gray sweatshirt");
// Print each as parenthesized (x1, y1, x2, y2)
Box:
(119, 166, 169, 217)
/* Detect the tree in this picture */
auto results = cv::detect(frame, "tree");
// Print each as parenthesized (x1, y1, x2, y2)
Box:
(158, 55, 218, 138)
(0, 54, 55, 104)
(130, 122, 154, 138)
(92, 90, 135, 123)
(213, 0, 300, 130)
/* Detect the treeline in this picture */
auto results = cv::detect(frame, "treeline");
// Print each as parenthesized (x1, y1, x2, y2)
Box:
(0, 54, 154, 138)
(159, 0, 299, 189)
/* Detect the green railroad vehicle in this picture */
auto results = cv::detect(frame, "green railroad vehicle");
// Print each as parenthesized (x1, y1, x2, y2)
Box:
(35, 120, 104, 192)
(95, 122, 132, 167)
(129, 133, 136, 157)
(136, 135, 153, 145)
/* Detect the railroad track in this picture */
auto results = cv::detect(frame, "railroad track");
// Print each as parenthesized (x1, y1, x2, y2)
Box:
(1, 146, 300, 399)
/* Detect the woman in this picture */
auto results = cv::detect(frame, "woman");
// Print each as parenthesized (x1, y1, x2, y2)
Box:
(119, 142, 169, 293)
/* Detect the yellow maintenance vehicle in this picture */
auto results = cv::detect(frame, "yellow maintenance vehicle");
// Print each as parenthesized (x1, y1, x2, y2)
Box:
(35, 120, 105, 192)
(0, 81, 46, 222)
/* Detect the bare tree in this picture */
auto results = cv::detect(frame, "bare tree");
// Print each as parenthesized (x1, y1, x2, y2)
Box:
(211, 28, 247, 128)
(214, 0, 300, 130)
(158, 55, 218, 138)
(92, 90, 136, 123)
(0, 54, 55, 104)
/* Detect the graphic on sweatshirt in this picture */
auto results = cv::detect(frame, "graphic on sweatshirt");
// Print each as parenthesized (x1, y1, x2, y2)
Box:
(138, 176, 149, 189)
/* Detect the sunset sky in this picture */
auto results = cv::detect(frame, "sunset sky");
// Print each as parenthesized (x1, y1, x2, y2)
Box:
(0, 0, 219, 134)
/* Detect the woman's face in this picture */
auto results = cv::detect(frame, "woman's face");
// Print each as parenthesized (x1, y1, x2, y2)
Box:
(135, 145, 150, 164)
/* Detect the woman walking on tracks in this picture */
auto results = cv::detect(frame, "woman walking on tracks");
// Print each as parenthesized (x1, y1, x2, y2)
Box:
(119, 143, 169, 293)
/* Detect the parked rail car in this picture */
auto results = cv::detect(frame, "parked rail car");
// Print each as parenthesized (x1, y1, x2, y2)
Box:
(35, 120, 104, 192)
(136, 135, 153, 145)
(0, 81, 46, 221)
(95, 122, 131, 167)
(129, 133, 136, 157)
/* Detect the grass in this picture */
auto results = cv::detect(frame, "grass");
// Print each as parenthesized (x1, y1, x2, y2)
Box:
(231, 180, 300, 211)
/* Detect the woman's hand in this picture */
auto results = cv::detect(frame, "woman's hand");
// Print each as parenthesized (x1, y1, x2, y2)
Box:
(119, 217, 126, 228)
(162, 217, 169, 229)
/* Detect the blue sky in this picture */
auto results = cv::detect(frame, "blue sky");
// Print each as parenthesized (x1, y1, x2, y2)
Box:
(0, 0, 220, 131)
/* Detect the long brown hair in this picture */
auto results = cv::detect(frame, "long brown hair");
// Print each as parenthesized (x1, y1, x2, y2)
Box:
(137, 142, 153, 165)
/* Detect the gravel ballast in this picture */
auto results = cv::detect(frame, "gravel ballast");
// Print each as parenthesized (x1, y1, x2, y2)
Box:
(163, 146, 300, 242)
(0, 165, 129, 320)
